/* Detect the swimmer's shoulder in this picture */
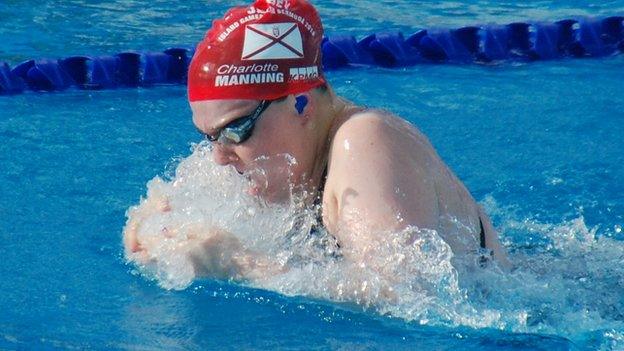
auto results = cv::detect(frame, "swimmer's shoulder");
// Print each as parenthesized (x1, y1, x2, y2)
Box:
(326, 107, 422, 182)
(331, 107, 428, 154)
(333, 108, 401, 142)
(325, 107, 440, 197)
(322, 107, 441, 233)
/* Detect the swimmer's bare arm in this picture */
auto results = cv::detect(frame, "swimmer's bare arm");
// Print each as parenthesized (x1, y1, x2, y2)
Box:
(325, 111, 510, 268)
(185, 229, 286, 280)
(122, 177, 395, 302)
(122, 198, 396, 304)
(323, 112, 440, 257)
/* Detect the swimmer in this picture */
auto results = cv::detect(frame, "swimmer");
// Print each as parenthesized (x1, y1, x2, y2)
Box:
(124, 0, 510, 283)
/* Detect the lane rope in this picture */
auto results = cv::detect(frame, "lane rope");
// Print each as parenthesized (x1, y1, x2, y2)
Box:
(1, 16, 622, 95)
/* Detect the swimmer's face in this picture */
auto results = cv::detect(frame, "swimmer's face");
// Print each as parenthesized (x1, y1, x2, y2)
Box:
(191, 97, 313, 203)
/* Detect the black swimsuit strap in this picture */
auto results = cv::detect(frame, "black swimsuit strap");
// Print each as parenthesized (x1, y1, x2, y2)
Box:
(313, 164, 328, 207)
(320, 165, 328, 190)
(477, 217, 492, 267)
(479, 217, 487, 249)
(310, 164, 328, 237)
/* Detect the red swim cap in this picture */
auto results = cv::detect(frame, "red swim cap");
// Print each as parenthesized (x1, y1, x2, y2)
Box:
(188, 0, 326, 102)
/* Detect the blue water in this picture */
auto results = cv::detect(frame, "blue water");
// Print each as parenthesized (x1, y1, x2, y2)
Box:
(2, 1, 624, 350)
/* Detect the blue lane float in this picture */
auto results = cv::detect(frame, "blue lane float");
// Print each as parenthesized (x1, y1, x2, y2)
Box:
(1, 16, 622, 95)
(1, 49, 195, 95)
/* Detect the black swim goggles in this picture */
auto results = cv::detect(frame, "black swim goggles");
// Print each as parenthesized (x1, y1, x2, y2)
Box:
(205, 99, 273, 144)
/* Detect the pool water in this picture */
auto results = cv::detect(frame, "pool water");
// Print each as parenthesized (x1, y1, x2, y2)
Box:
(2, 1, 624, 350)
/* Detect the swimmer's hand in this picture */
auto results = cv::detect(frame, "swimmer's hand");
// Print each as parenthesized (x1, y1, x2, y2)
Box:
(123, 192, 171, 263)
(122, 192, 284, 281)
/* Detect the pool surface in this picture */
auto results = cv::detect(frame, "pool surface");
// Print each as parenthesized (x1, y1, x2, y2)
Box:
(2, 1, 624, 350)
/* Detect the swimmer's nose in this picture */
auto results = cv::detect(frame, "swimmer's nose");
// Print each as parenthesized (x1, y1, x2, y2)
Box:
(212, 142, 239, 166)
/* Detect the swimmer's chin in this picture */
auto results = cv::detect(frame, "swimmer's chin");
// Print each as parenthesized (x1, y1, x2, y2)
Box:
(238, 169, 280, 202)
(243, 174, 265, 198)
(246, 185, 261, 197)
(245, 183, 286, 204)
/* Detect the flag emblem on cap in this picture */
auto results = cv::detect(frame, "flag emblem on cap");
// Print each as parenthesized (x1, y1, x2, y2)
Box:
(241, 23, 304, 60)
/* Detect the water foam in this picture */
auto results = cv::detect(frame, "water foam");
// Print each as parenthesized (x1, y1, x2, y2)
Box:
(123, 143, 624, 349)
